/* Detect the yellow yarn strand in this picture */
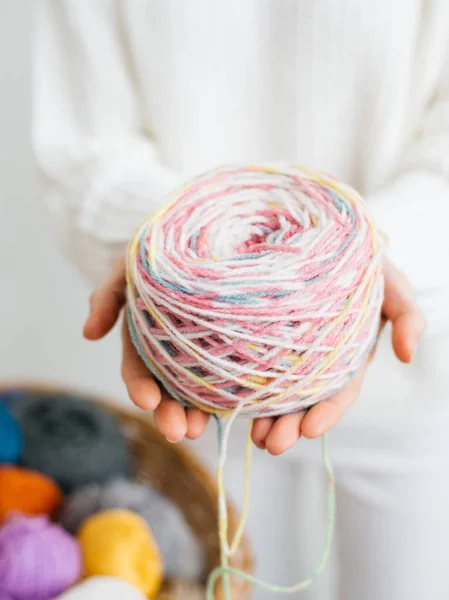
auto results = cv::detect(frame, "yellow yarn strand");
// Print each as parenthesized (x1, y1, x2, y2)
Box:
(207, 432, 335, 599)
(229, 421, 253, 557)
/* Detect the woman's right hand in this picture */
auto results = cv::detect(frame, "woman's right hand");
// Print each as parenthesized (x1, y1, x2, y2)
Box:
(83, 258, 211, 444)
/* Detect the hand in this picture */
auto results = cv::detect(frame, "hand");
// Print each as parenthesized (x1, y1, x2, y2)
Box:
(84, 258, 210, 443)
(84, 258, 426, 453)
(251, 259, 426, 454)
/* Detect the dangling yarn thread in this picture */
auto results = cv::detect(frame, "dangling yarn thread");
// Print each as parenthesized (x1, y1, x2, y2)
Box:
(126, 164, 385, 597)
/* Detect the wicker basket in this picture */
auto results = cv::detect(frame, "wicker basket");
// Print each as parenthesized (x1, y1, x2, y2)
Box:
(0, 381, 253, 599)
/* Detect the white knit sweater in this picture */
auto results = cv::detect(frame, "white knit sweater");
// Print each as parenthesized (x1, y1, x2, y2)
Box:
(35, 0, 449, 332)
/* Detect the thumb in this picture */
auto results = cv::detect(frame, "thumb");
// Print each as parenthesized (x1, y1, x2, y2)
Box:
(83, 257, 127, 340)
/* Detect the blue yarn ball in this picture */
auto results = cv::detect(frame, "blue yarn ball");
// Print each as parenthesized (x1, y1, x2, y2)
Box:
(0, 403, 22, 464)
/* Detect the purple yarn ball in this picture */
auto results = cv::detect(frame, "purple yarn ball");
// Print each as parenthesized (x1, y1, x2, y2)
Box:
(0, 516, 82, 600)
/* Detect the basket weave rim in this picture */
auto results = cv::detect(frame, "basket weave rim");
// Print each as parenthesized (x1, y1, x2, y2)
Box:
(0, 378, 254, 599)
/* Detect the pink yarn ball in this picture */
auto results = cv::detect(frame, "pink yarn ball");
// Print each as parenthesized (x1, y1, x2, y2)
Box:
(0, 516, 82, 600)
(127, 165, 385, 418)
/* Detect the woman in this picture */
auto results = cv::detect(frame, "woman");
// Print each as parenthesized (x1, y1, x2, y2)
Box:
(35, 2, 449, 598)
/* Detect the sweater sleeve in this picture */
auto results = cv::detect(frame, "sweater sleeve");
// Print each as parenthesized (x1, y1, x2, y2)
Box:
(366, 45, 449, 324)
(34, 0, 183, 284)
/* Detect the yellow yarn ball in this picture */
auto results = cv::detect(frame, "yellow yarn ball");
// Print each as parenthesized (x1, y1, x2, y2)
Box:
(77, 509, 163, 598)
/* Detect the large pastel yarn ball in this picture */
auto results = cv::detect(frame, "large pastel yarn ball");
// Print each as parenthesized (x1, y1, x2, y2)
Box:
(127, 165, 385, 418)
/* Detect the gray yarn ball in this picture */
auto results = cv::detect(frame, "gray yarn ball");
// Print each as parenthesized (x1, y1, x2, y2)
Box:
(59, 478, 205, 581)
(12, 395, 131, 492)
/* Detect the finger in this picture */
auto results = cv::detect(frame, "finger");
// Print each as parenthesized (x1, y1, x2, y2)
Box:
(391, 312, 426, 363)
(265, 412, 305, 456)
(154, 397, 188, 443)
(365, 315, 388, 364)
(251, 417, 275, 449)
(121, 319, 162, 411)
(83, 257, 127, 340)
(185, 408, 210, 440)
(382, 260, 426, 362)
(301, 366, 366, 439)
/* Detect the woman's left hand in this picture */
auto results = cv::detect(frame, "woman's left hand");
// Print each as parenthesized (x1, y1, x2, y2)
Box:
(251, 259, 426, 454)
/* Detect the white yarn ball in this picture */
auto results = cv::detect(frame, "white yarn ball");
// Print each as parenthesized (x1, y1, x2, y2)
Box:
(56, 577, 147, 599)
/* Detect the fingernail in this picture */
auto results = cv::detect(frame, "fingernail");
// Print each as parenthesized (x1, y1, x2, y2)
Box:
(166, 437, 179, 444)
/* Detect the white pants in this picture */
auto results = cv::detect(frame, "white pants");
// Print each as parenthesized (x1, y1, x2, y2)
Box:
(191, 331, 449, 600)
